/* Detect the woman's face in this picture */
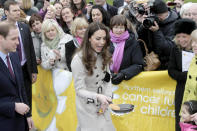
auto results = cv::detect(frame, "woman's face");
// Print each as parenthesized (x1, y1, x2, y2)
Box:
(45, 7, 55, 19)
(182, 11, 191, 19)
(91, 9, 103, 23)
(73, 0, 82, 5)
(60, 0, 70, 7)
(54, 3, 63, 17)
(76, 26, 87, 38)
(45, 26, 58, 40)
(181, 105, 191, 122)
(32, 20, 42, 33)
(192, 39, 197, 54)
(61, 8, 74, 23)
(89, 29, 106, 53)
(112, 25, 126, 36)
(176, 33, 191, 49)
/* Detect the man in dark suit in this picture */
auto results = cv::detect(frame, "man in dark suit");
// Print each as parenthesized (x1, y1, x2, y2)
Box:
(0, 22, 34, 131)
(113, 0, 124, 8)
(94, 0, 118, 17)
(4, 1, 38, 114)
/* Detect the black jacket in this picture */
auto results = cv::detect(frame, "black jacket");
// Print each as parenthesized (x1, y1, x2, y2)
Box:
(153, 9, 179, 69)
(113, 0, 124, 8)
(110, 32, 144, 80)
(65, 40, 77, 71)
(18, 22, 38, 80)
(168, 45, 187, 131)
(107, 4, 118, 17)
(138, 9, 179, 70)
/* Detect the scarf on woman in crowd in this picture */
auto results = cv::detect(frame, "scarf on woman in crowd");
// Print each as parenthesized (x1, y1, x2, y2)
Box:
(76, 36, 82, 46)
(110, 30, 129, 73)
(45, 34, 60, 49)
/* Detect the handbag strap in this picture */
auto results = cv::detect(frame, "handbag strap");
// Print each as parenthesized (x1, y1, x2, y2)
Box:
(138, 39, 149, 55)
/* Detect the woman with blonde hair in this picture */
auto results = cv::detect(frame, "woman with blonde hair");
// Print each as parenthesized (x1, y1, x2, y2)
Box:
(168, 18, 196, 131)
(65, 17, 88, 71)
(41, 19, 73, 70)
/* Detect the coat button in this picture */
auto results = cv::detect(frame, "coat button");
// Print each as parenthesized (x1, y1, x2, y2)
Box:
(96, 82, 98, 84)
(189, 75, 192, 79)
(96, 75, 99, 77)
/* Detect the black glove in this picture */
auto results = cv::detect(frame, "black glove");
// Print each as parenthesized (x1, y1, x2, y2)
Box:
(111, 72, 125, 85)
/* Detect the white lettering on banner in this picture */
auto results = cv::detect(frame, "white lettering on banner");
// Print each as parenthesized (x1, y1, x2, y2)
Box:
(118, 86, 175, 118)
(164, 96, 174, 106)
(140, 105, 175, 117)
(122, 93, 160, 104)
(122, 84, 175, 96)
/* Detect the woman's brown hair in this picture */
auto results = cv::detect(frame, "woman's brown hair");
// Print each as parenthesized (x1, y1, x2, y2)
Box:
(110, 15, 127, 30)
(80, 22, 111, 75)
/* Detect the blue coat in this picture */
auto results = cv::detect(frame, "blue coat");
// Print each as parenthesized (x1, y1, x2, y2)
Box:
(0, 52, 28, 131)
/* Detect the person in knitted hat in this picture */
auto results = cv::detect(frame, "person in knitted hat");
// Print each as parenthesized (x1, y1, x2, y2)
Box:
(168, 18, 196, 131)
(144, 0, 179, 70)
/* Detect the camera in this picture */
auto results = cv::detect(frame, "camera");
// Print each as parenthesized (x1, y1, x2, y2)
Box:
(143, 15, 159, 29)
(137, 4, 147, 15)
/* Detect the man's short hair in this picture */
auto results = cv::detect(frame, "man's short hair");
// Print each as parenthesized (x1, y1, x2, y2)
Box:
(4, 0, 18, 11)
(0, 22, 16, 38)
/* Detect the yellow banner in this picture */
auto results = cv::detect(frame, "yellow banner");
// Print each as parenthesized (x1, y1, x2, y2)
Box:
(111, 71, 176, 131)
(32, 67, 176, 131)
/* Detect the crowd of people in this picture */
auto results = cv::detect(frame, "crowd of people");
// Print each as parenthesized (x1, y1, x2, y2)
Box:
(0, 0, 197, 130)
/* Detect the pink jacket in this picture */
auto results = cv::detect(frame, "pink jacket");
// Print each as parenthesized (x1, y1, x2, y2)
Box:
(180, 122, 197, 131)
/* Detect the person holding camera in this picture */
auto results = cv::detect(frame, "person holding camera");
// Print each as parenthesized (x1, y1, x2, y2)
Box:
(148, 0, 179, 70)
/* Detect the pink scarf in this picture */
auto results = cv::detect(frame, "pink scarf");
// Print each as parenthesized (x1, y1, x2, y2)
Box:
(110, 30, 129, 73)
(76, 36, 82, 46)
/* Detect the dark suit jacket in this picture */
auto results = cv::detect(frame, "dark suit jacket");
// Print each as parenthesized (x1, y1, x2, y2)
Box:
(113, 0, 124, 8)
(18, 22, 38, 81)
(107, 4, 118, 17)
(0, 52, 29, 131)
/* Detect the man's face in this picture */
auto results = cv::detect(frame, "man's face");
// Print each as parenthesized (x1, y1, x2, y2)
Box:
(32, 20, 42, 33)
(94, 0, 106, 6)
(157, 12, 168, 22)
(6, 4, 20, 22)
(0, 29, 19, 54)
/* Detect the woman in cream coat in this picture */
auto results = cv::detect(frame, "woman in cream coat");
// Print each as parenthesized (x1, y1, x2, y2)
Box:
(71, 22, 116, 131)
(41, 19, 73, 70)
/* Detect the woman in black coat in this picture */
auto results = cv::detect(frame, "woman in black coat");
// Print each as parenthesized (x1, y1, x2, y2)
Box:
(109, 15, 144, 85)
(168, 18, 196, 131)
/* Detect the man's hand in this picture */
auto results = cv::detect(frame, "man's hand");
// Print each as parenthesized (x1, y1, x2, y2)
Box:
(32, 73, 37, 84)
(27, 117, 35, 130)
(15, 103, 29, 115)
(149, 21, 159, 32)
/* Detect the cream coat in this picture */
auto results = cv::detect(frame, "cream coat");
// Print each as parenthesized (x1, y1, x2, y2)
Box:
(71, 51, 116, 131)
(41, 34, 73, 70)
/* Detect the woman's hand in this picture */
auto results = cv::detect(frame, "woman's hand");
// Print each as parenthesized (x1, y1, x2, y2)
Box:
(42, 0, 50, 11)
(53, 49, 61, 60)
(97, 94, 112, 114)
(191, 113, 197, 124)
(49, 58, 55, 65)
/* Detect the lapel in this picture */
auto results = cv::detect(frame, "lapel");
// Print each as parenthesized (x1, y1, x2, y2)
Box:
(0, 57, 16, 84)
